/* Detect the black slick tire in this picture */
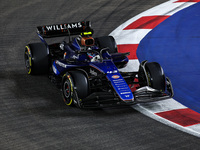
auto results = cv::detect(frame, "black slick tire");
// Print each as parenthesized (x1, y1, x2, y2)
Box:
(145, 62, 166, 91)
(62, 73, 75, 106)
(24, 43, 49, 75)
(95, 36, 118, 53)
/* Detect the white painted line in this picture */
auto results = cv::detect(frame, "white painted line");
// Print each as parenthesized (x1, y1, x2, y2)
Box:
(135, 98, 187, 114)
(119, 59, 140, 72)
(111, 29, 151, 45)
(132, 103, 200, 138)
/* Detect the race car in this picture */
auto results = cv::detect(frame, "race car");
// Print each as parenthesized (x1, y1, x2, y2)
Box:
(24, 21, 174, 108)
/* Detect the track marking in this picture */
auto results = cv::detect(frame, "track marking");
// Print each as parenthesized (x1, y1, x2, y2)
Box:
(123, 16, 170, 29)
(156, 108, 200, 127)
(110, 0, 200, 137)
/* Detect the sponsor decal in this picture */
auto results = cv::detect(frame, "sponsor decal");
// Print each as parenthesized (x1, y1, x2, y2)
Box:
(120, 92, 131, 95)
(52, 64, 58, 74)
(112, 75, 120, 79)
(45, 22, 82, 31)
(55, 60, 67, 68)
(107, 70, 118, 74)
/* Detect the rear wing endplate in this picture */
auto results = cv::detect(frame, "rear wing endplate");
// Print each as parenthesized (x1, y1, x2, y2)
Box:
(37, 21, 93, 38)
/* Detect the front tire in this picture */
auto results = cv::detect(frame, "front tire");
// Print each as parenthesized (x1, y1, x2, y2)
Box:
(62, 71, 89, 108)
(139, 61, 166, 91)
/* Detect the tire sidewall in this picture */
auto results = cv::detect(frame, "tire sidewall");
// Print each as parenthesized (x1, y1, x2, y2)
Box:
(62, 73, 74, 106)
(145, 62, 166, 91)
(24, 46, 32, 74)
(25, 43, 49, 75)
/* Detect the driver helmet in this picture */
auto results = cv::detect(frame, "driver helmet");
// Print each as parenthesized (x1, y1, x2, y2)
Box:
(77, 35, 94, 47)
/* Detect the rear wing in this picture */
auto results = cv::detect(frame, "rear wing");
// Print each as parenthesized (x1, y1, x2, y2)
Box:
(37, 21, 93, 38)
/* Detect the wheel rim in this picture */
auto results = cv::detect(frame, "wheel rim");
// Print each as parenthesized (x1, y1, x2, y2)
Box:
(63, 80, 71, 98)
(24, 46, 32, 74)
(25, 53, 30, 69)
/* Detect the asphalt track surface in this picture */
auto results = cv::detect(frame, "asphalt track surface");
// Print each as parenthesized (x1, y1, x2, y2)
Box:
(0, 0, 200, 149)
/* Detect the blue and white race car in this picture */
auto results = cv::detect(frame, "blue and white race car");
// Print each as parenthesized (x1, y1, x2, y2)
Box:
(24, 21, 173, 108)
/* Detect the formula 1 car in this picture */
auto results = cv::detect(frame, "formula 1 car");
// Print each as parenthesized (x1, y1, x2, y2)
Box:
(24, 21, 173, 108)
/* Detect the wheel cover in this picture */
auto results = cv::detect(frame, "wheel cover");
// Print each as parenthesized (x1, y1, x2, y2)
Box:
(62, 74, 73, 106)
(24, 46, 32, 74)
(63, 80, 71, 98)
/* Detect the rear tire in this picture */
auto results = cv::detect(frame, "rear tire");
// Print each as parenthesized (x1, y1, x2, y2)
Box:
(24, 43, 49, 75)
(95, 36, 118, 53)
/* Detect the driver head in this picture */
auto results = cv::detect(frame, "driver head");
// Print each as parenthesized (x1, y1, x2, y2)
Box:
(77, 35, 94, 47)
